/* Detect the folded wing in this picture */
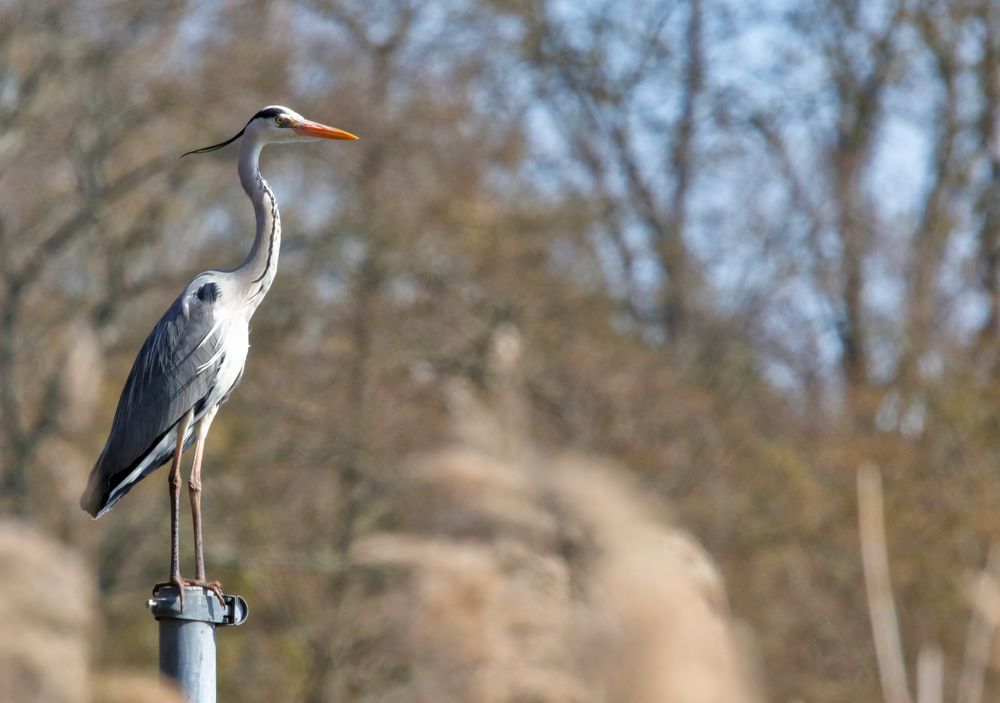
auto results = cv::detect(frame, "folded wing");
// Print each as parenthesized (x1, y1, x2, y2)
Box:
(80, 280, 226, 517)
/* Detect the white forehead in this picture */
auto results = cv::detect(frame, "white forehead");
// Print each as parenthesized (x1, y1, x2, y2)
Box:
(260, 105, 303, 121)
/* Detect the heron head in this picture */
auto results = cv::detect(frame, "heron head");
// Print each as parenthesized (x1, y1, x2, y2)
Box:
(182, 105, 358, 157)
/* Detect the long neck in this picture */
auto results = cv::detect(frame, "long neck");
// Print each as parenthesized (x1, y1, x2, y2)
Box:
(236, 136, 281, 310)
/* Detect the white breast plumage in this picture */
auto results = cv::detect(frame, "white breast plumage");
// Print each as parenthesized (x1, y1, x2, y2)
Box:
(200, 303, 250, 409)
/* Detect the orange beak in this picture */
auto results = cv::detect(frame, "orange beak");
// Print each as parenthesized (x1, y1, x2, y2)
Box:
(293, 119, 359, 141)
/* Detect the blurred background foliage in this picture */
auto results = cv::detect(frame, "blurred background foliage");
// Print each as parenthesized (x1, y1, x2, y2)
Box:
(5, 0, 1000, 700)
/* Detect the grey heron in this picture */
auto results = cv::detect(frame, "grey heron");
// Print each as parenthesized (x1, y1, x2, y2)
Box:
(80, 105, 357, 603)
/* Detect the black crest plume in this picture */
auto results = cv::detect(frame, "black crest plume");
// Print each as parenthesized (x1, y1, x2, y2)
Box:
(180, 107, 287, 158)
(180, 127, 246, 158)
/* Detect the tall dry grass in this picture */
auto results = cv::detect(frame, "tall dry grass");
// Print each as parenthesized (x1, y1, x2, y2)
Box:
(0, 520, 181, 703)
(345, 328, 763, 702)
(0, 520, 92, 703)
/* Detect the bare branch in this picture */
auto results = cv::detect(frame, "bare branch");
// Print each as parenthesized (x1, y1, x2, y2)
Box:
(916, 646, 943, 703)
(858, 462, 912, 703)
(957, 544, 1000, 703)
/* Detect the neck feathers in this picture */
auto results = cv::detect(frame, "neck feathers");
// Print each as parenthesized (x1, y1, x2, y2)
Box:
(236, 136, 281, 309)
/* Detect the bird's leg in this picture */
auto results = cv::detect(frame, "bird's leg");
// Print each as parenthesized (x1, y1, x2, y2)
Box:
(187, 405, 224, 605)
(189, 405, 216, 580)
(153, 408, 193, 609)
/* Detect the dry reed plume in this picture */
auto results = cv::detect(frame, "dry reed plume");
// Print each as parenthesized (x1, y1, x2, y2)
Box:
(348, 328, 763, 702)
(0, 520, 181, 703)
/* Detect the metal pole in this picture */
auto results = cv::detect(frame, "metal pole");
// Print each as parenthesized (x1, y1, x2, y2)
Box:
(147, 586, 249, 703)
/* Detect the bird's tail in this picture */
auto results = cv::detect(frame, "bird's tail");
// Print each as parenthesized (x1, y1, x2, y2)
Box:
(80, 432, 180, 519)
(79, 467, 106, 519)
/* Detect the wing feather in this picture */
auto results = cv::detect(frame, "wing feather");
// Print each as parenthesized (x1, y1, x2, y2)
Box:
(80, 278, 227, 516)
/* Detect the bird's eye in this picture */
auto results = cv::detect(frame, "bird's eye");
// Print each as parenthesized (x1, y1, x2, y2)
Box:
(275, 115, 289, 127)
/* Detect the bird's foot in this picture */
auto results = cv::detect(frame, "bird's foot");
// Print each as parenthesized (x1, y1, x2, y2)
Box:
(153, 577, 225, 609)
(183, 578, 226, 607)
(153, 576, 188, 610)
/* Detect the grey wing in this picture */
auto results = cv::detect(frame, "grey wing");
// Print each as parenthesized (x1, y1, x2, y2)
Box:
(81, 278, 227, 516)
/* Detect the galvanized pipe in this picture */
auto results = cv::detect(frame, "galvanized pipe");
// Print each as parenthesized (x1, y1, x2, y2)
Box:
(148, 586, 249, 703)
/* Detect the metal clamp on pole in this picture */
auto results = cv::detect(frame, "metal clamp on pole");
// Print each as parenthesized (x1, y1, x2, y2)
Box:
(147, 586, 250, 703)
